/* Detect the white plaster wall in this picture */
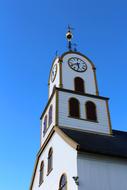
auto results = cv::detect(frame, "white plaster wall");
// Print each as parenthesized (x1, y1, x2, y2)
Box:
(62, 53, 97, 95)
(58, 91, 110, 134)
(49, 57, 60, 97)
(32, 133, 78, 190)
(77, 153, 127, 190)
(41, 93, 56, 146)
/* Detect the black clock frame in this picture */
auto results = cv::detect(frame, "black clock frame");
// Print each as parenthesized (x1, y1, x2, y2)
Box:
(68, 57, 87, 72)
(51, 64, 57, 82)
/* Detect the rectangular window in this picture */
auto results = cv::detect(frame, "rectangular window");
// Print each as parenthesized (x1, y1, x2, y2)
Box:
(43, 115, 47, 136)
(48, 105, 53, 126)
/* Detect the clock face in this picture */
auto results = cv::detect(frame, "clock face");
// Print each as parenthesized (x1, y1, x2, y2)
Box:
(68, 57, 87, 72)
(51, 64, 57, 82)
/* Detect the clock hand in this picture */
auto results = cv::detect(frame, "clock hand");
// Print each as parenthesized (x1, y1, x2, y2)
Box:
(77, 62, 80, 69)
(52, 70, 54, 76)
(70, 62, 77, 66)
(70, 62, 79, 68)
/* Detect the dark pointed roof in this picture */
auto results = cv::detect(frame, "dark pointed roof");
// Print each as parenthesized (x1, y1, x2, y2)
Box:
(61, 128, 127, 158)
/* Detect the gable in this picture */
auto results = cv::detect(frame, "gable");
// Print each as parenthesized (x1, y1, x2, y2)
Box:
(29, 126, 78, 190)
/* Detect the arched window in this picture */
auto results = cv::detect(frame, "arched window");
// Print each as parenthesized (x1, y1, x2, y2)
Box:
(39, 161, 44, 185)
(74, 77, 84, 93)
(86, 101, 97, 121)
(47, 147, 53, 174)
(69, 98, 80, 118)
(48, 105, 53, 126)
(43, 115, 47, 136)
(59, 174, 67, 190)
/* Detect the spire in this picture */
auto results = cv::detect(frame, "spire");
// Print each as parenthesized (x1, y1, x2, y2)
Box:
(66, 25, 73, 51)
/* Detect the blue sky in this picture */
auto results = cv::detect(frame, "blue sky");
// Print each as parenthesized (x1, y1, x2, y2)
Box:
(0, 0, 127, 189)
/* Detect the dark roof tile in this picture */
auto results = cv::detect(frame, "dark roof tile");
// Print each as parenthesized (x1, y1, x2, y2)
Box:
(61, 128, 127, 158)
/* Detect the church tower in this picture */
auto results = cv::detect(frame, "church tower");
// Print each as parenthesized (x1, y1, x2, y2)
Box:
(29, 29, 127, 190)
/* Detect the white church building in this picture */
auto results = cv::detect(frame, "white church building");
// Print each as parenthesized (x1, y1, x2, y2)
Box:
(29, 29, 127, 190)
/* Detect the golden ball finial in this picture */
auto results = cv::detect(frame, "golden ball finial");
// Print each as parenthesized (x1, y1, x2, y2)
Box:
(66, 30, 73, 41)
(66, 25, 73, 51)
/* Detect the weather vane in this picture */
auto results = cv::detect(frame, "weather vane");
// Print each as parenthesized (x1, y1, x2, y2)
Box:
(66, 25, 74, 51)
